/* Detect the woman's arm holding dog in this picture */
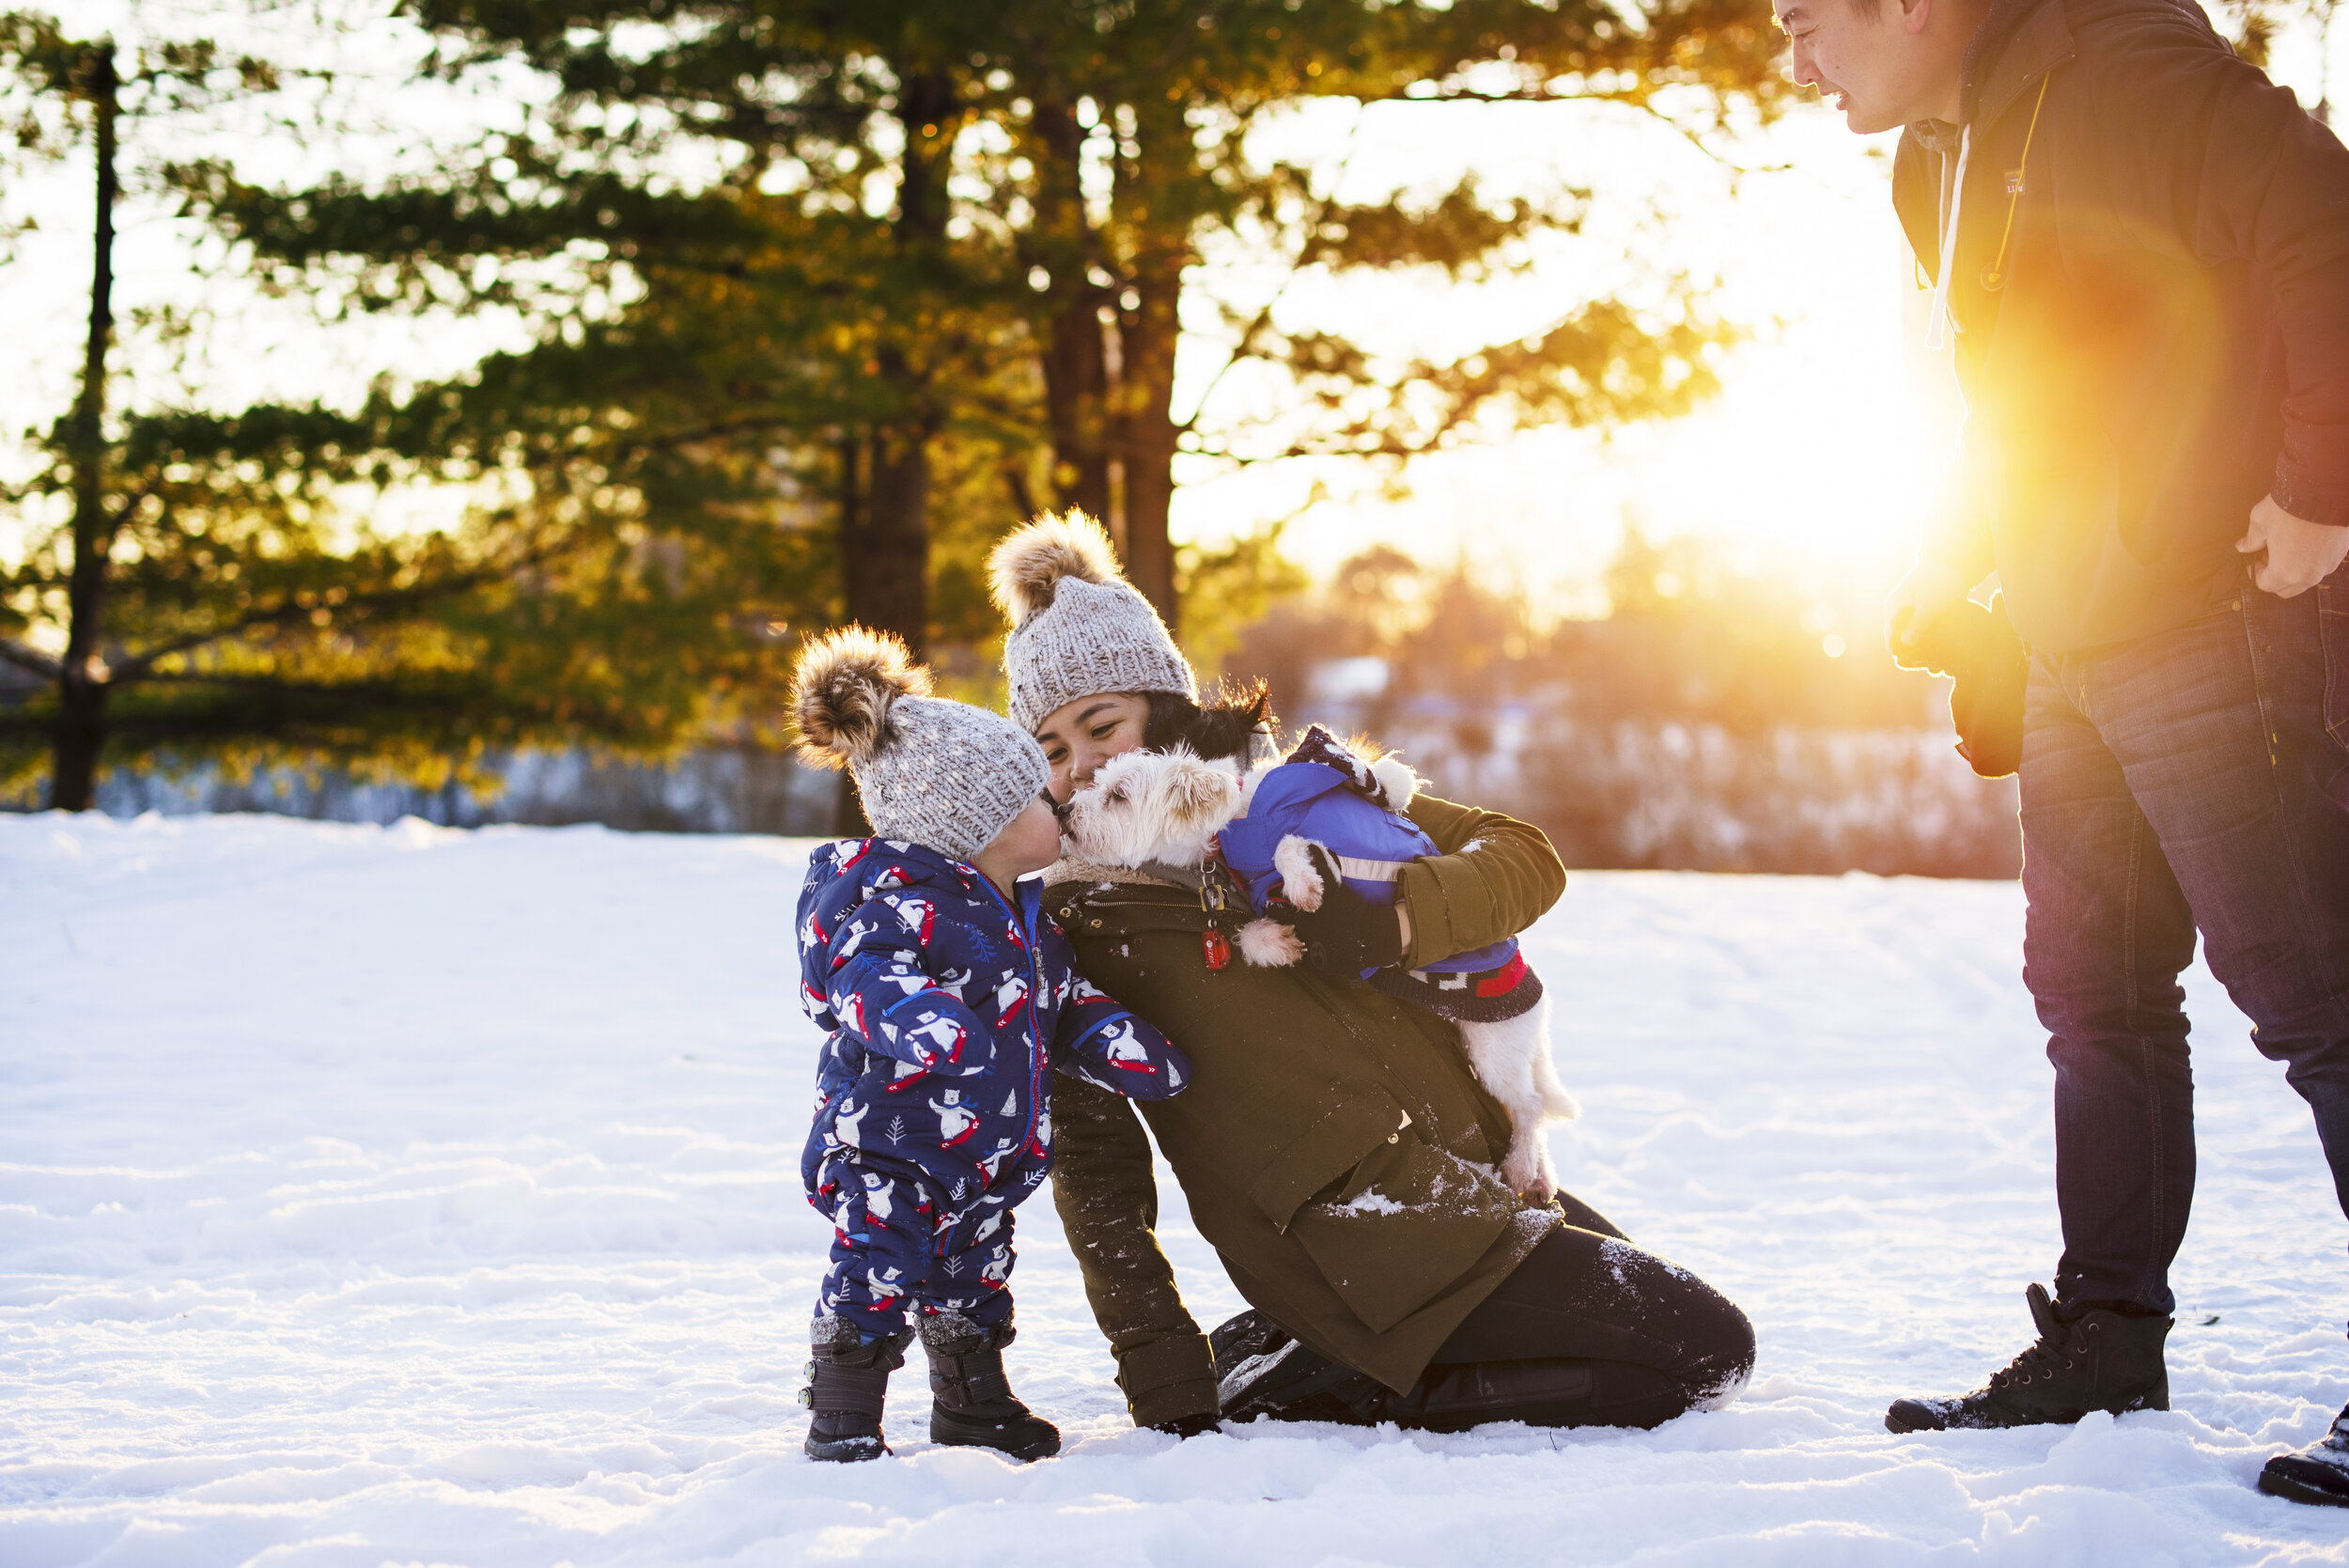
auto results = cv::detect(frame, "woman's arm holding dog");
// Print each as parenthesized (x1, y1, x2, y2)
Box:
(1396, 795, 1568, 970)
(1049, 1078, 1220, 1430)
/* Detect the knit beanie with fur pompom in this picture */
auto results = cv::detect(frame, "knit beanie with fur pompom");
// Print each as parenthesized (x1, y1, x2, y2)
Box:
(791, 626, 1050, 862)
(988, 511, 1197, 733)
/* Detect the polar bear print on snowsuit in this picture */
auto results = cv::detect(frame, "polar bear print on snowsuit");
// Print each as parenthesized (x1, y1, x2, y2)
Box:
(798, 836, 1189, 1335)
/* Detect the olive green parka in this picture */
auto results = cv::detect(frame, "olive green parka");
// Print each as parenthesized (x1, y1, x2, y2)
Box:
(1045, 793, 1569, 1428)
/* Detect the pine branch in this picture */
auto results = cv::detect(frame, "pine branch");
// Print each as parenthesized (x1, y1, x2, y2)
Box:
(105, 567, 511, 685)
(0, 636, 63, 679)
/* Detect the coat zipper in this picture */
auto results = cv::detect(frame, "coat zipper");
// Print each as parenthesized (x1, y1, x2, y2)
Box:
(979, 877, 1049, 1180)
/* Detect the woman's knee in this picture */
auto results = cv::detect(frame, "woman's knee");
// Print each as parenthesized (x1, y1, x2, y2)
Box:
(1682, 1291, 1755, 1408)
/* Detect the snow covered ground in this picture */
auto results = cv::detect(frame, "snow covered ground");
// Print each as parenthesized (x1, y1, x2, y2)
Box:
(6, 812, 2348, 1567)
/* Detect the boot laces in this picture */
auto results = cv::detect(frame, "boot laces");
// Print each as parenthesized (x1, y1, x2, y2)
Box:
(2323, 1404, 2349, 1452)
(1985, 1325, 2080, 1390)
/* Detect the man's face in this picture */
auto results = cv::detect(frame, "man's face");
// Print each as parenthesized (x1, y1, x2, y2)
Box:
(1777, 0, 1958, 134)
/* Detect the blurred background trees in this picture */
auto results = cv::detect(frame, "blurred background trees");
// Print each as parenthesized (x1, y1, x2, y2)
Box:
(0, 0, 2030, 871)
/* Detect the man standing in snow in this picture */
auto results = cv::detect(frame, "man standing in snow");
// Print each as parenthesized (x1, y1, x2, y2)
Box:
(1777, 0, 2349, 1503)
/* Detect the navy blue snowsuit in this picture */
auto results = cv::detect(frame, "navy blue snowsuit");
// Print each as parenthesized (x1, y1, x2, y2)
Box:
(795, 838, 1189, 1335)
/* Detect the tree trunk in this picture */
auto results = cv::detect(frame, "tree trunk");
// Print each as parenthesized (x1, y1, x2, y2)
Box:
(833, 67, 951, 659)
(51, 678, 109, 813)
(1027, 97, 1112, 523)
(831, 770, 872, 837)
(845, 407, 931, 656)
(1116, 241, 1185, 632)
(53, 44, 118, 812)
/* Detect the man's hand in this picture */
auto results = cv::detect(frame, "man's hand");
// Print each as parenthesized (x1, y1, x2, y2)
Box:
(2239, 494, 2349, 598)
(1885, 561, 1970, 660)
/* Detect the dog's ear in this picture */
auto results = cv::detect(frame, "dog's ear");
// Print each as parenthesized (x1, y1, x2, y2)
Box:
(1164, 753, 1240, 827)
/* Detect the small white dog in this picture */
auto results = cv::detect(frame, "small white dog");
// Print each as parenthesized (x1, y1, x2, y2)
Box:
(1063, 744, 1579, 1196)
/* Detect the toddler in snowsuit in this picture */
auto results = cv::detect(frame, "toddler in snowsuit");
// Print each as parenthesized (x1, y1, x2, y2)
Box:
(789, 627, 1190, 1465)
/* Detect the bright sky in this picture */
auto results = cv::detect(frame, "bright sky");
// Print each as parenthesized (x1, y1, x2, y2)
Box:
(2, 1, 2339, 619)
(1168, 94, 1954, 613)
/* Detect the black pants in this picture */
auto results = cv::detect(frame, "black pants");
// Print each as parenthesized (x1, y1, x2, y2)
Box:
(1411, 1195, 1755, 1428)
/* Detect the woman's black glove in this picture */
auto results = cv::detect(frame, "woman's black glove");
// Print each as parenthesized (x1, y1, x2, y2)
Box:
(1268, 844, 1406, 975)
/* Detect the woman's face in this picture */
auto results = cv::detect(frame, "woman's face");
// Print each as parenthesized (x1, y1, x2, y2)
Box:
(1034, 691, 1151, 799)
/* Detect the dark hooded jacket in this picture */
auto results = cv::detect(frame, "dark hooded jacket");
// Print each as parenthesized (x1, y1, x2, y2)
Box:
(1898, 0, 2349, 654)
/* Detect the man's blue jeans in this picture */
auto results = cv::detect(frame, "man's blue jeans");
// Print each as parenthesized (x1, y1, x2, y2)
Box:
(2021, 567, 2349, 1315)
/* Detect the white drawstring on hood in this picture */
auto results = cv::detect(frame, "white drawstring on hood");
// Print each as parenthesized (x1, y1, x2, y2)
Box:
(1926, 123, 1973, 351)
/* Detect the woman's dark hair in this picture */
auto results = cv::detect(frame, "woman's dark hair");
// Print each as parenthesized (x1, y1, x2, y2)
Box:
(1141, 677, 1276, 763)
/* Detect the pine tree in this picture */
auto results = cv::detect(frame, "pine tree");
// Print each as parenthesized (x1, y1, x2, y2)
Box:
(0, 9, 826, 807)
(254, 0, 1789, 640)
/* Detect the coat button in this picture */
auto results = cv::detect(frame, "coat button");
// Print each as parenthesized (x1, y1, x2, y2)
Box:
(1387, 1133, 1399, 1144)
(1089, 918, 1102, 928)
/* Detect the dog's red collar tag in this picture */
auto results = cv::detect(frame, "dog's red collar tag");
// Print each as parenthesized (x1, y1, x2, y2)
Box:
(1197, 854, 1236, 970)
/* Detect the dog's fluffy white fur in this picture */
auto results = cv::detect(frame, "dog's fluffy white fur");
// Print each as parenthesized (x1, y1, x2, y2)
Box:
(1062, 743, 1577, 1197)
(1058, 745, 1239, 871)
(1463, 998, 1580, 1195)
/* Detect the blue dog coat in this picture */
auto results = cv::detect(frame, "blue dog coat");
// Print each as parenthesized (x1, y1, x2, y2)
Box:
(1214, 726, 1543, 1025)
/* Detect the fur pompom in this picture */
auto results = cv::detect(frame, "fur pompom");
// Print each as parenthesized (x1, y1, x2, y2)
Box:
(790, 626, 932, 771)
(988, 511, 1123, 628)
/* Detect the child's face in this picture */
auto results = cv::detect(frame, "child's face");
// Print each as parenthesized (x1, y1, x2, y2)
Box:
(983, 796, 1066, 879)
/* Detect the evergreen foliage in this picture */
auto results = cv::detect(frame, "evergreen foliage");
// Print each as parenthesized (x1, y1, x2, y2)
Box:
(230, 0, 1791, 633)
(0, 9, 831, 807)
(4, 0, 1792, 808)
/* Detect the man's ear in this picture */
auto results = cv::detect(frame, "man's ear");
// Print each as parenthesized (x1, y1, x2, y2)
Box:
(1901, 0, 1933, 36)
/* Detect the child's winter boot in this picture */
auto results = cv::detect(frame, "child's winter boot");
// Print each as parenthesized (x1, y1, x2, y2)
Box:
(801, 1317, 912, 1462)
(919, 1311, 1062, 1461)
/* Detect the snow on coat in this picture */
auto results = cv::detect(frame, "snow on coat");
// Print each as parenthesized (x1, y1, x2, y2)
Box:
(795, 836, 1188, 1249)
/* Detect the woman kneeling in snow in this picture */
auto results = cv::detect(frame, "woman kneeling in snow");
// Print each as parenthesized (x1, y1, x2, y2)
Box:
(988, 512, 1756, 1436)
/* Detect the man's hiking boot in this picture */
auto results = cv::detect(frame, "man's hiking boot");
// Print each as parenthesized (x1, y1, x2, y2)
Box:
(2260, 1402, 2349, 1507)
(801, 1318, 912, 1462)
(919, 1312, 1062, 1462)
(1885, 1283, 2170, 1434)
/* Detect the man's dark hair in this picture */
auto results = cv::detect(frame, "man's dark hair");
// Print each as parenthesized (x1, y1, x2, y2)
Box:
(1139, 678, 1276, 763)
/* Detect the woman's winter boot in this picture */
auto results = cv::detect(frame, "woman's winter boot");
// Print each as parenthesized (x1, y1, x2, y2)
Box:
(801, 1317, 911, 1462)
(919, 1312, 1062, 1462)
